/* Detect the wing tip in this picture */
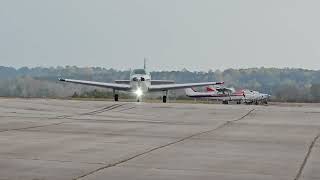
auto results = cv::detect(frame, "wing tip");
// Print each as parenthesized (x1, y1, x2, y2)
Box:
(58, 78, 66, 82)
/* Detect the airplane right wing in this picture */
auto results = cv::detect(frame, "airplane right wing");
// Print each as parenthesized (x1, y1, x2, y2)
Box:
(59, 78, 131, 91)
(151, 80, 175, 85)
(149, 82, 224, 92)
(114, 80, 131, 84)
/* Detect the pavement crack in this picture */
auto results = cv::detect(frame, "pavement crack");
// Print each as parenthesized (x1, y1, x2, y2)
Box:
(74, 108, 255, 180)
(234, 108, 255, 122)
(294, 134, 320, 180)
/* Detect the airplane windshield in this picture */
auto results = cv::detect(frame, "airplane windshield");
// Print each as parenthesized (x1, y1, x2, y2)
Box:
(132, 69, 146, 75)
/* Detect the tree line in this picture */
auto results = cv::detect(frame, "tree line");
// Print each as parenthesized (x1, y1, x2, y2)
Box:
(0, 66, 320, 102)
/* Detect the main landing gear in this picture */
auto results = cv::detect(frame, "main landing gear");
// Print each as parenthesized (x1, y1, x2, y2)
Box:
(222, 100, 229, 104)
(162, 90, 168, 103)
(113, 89, 119, 102)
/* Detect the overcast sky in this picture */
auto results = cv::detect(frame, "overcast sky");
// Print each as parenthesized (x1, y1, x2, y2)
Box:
(0, 0, 320, 71)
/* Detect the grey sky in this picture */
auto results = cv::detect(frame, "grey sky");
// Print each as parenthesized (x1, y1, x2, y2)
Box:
(0, 0, 320, 71)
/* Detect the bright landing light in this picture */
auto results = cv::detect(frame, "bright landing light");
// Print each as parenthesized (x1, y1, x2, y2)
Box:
(135, 88, 143, 97)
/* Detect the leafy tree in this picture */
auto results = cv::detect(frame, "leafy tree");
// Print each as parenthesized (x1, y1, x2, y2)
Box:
(311, 84, 320, 102)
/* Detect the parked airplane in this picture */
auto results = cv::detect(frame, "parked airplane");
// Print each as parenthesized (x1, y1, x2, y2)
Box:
(59, 61, 224, 103)
(185, 86, 270, 105)
(185, 86, 244, 104)
(242, 90, 270, 104)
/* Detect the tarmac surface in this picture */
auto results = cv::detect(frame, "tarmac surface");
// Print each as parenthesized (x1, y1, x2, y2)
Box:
(0, 98, 319, 180)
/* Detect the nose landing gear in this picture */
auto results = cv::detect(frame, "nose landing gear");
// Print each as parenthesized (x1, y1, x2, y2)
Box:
(114, 94, 119, 101)
(162, 95, 167, 103)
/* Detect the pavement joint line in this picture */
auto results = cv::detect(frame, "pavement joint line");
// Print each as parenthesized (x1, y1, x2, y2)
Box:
(0, 156, 107, 165)
(0, 122, 67, 133)
(74, 108, 255, 180)
(294, 133, 320, 180)
(0, 115, 54, 119)
(64, 117, 204, 125)
(65, 117, 169, 124)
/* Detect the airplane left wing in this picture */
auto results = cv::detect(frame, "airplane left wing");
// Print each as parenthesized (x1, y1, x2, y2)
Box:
(59, 78, 131, 91)
(149, 82, 224, 91)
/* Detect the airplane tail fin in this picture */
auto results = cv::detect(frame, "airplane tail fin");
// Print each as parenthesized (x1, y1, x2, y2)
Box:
(206, 86, 216, 92)
(185, 88, 197, 96)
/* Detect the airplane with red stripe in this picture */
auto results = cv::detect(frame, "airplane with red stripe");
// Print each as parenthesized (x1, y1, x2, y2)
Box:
(185, 86, 245, 104)
(185, 86, 270, 104)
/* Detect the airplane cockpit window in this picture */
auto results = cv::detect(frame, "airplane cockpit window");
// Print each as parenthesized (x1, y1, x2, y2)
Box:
(132, 69, 147, 75)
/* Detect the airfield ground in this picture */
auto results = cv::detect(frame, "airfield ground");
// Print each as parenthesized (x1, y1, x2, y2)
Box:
(0, 98, 319, 180)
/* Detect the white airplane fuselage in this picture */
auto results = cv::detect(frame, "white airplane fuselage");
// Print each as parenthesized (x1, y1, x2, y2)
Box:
(243, 90, 270, 104)
(129, 73, 151, 94)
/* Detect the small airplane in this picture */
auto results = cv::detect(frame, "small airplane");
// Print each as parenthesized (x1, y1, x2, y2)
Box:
(185, 86, 270, 105)
(59, 60, 224, 103)
(185, 86, 245, 104)
(242, 90, 270, 105)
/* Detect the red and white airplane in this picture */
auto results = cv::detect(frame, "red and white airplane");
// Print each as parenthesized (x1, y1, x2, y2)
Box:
(185, 86, 245, 104)
(185, 86, 270, 104)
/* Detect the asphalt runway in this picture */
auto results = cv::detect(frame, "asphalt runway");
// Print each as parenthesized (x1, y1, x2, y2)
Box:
(0, 98, 319, 180)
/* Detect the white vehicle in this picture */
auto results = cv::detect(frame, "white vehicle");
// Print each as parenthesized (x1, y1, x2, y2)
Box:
(185, 86, 244, 104)
(59, 61, 224, 103)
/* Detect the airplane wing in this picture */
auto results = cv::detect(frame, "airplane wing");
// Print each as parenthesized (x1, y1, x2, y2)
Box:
(115, 80, 130, 84)
(59, 78, 131, 91)
(151, 80, 175, 85)
(149, 82, 224, 91)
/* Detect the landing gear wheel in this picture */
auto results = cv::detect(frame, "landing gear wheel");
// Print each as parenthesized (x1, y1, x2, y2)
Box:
(222, 100, 228, 104)
(137, 99, 140, 102)
(237, 101, 241, 104)
(114, 94, 119, 102)
(162, 96, 167, 103)
(255, 101, 259, 105)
